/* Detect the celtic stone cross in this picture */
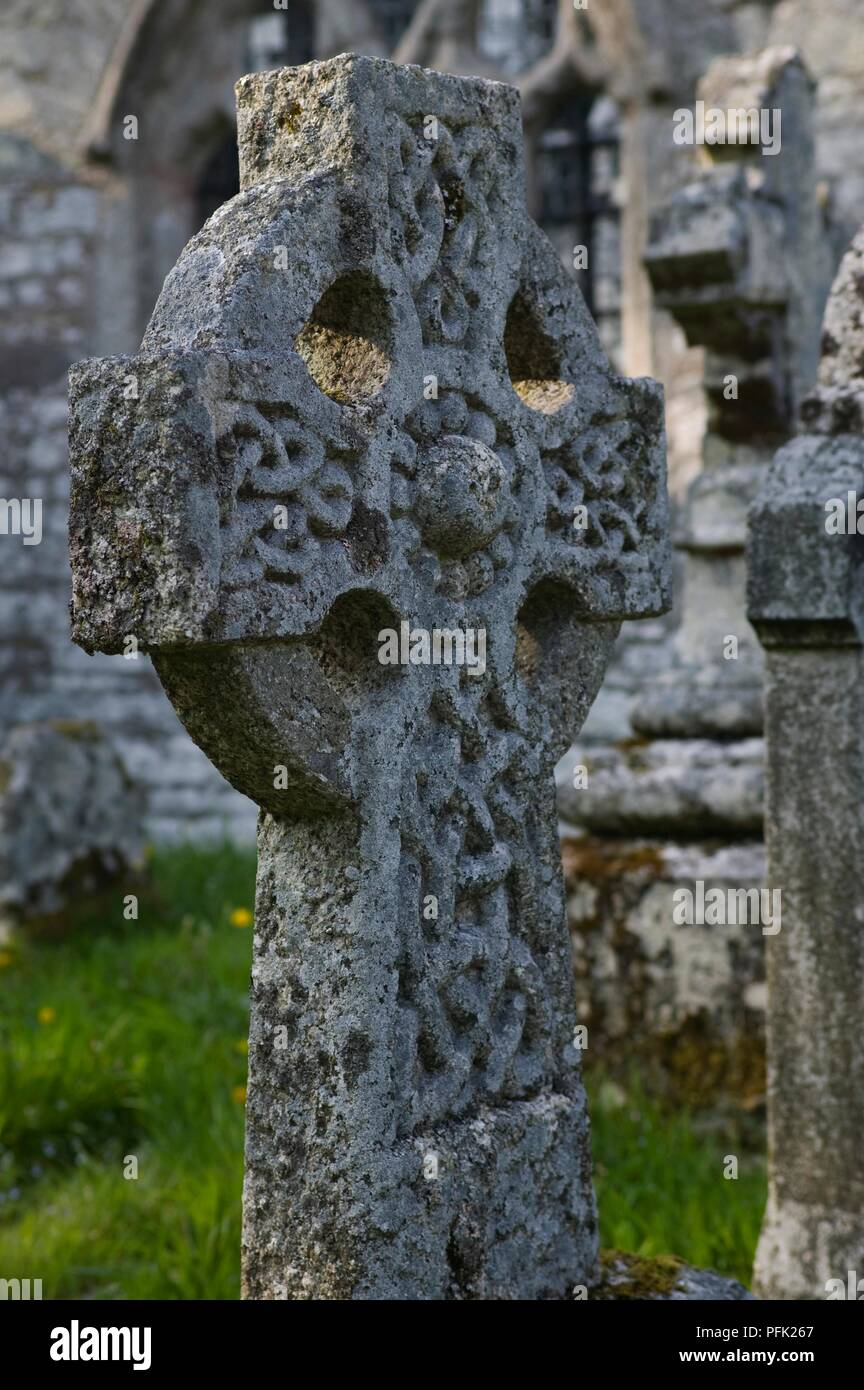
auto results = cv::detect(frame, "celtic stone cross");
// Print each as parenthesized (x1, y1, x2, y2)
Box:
(69, 56, 670, 1300)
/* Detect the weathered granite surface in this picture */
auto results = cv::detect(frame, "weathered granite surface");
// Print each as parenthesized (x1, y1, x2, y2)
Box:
(0, 719, 144, 938)
(748, 226, 864, 1300)
(68, 55, 670, 1299)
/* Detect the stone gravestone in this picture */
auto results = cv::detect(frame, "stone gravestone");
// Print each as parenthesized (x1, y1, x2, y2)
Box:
(749, 228, 864, 1300)
(68, 56, 670, 1299)
(559, 51, 833, 1095)
(0, 720, 144, 939)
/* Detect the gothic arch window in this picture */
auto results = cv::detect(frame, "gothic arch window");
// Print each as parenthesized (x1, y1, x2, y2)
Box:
(247, 6, 315, 73)
(195, 131, 241, 229)
(193, 8, 317, 232)
(91, 0, 326, 347)
(476, 0, 558, 76)
(535, 93, 622, 360)
(366, 0, 422, 52)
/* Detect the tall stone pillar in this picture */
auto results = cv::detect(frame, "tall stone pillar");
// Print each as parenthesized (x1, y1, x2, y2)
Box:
(559, 50, 833, 1088)
(749, 228, 864, 1300)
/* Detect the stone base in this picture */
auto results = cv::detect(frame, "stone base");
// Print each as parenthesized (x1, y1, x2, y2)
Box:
(754, 1195, 864, 1300)
(242, 1090, 599, 1301)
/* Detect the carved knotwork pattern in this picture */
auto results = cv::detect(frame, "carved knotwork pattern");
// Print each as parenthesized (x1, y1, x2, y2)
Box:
(386, 114, 499, 348)
(543, 415, 653, 560)
(215, 400, 365, 590)
(209, 110, 654, 609)
(395, 681, 555, 1134)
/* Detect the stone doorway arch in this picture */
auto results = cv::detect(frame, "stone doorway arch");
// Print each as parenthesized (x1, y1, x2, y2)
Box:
(85, 0, 323, 350)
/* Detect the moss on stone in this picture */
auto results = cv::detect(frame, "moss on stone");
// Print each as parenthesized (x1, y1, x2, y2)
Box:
(585, 1019, 766, 1113)
(279, 100, 303, 135)
(47, 719, 101, 742)
(595, 1249, 685, 1299)
(561, 835, 666, 884)
(613, 735, 653, 771)
(657, 1024, 766, 1111)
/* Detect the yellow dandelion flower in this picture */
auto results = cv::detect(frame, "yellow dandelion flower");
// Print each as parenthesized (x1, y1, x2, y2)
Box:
(230, 907, 253, 928)
(232, 1085, 247, 1105)
(0, 951, 13, 969)
(37, 1006, 56, 1025)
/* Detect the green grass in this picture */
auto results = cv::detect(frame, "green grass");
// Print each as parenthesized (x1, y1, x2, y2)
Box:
(0, 843, 256, 1299)
(0, 845, 764, 1298)
(588, 1074, 766, 1287)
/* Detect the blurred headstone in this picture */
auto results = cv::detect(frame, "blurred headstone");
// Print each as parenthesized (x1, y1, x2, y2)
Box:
(0, 720, 145, 938)
(560, 50, 833, 1098)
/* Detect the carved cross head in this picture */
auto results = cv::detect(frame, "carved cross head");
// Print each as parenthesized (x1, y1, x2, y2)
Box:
(70, 55, 668, 812)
